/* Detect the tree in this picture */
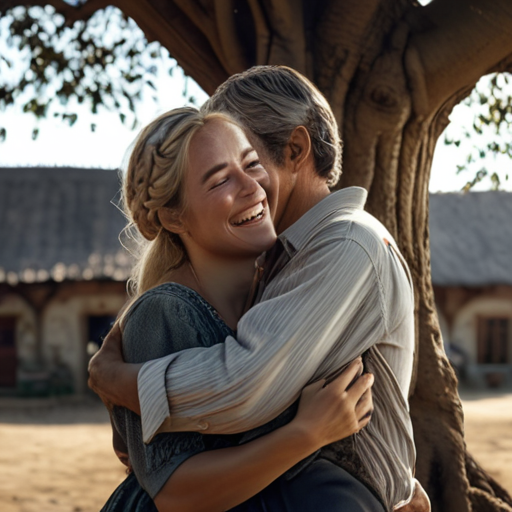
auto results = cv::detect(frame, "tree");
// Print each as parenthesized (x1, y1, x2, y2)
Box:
(3, 1, 512, 510)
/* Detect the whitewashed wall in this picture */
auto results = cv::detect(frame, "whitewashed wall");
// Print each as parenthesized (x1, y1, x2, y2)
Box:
(42, 293, 125, 393)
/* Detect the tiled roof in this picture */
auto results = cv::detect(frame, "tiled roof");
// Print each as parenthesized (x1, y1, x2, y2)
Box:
(0, 167, 131, 285)
(429, 191, 512, 286)
(1, 168, 510, 287)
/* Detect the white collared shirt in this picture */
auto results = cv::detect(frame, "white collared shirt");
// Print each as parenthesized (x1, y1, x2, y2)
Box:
(138, 187, 416, 509)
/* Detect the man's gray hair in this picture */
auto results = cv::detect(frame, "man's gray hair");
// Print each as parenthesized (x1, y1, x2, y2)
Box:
(202, 66, 342, 187)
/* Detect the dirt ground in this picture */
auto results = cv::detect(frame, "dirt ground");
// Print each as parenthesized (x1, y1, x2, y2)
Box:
(0, 392, 511, 512)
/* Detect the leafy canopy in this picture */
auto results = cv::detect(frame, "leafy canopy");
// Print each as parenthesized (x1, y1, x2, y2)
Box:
(444, 73, 511, 191)
(0, 5, 188, 141)
(1, 4, 511, 189)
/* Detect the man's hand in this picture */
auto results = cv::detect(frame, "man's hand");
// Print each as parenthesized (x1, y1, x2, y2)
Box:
(88, 322, 142, 414)
(395, 479, 431, 512)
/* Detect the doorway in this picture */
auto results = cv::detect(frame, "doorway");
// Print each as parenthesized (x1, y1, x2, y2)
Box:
(0, 316, 17, 388)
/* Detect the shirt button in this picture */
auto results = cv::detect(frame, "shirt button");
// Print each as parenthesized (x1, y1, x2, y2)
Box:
(197, 421, 209, 431)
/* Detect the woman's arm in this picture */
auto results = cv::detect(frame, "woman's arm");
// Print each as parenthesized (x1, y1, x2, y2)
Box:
(110, 413, 131, 470)
(154, 358, 373, 512)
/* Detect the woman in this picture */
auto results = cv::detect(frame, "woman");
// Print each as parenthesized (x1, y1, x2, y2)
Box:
(103, 107, 377, 512)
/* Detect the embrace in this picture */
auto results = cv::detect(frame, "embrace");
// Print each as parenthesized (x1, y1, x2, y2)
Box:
(89, 66, 430, 512)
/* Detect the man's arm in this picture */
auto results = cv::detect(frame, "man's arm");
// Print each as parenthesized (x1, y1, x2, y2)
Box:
(145, 238, 390, 440)
(89, 236, 422, 510)
(89, 238, 384, 436)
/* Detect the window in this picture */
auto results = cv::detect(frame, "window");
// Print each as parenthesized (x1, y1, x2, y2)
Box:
(477, 317, 509, 364)
(0, 316, 17, 387)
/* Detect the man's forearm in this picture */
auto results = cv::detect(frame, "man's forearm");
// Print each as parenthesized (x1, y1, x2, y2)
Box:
(139, 241, 383, 440)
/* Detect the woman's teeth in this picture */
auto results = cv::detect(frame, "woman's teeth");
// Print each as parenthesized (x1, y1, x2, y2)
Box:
(232, 207, 265, 226)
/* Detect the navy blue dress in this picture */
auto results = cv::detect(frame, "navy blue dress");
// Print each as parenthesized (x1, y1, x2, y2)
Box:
(102, 283, 384, 512)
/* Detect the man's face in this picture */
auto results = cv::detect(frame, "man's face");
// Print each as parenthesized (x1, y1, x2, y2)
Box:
(243, 133, 292, 233)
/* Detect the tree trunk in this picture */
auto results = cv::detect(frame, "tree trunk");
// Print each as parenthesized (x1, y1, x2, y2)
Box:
(10, 0, 512, 510)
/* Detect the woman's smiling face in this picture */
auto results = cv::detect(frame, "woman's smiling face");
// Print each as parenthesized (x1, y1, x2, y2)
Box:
(178, 117, 277, 260)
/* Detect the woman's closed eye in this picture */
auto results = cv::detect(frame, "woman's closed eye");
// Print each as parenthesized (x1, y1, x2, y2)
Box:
(210, 177, 228, 190)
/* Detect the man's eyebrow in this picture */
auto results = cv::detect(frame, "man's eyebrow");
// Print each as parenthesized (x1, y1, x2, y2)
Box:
(241, 146, 255, 159)
(201, 147, 255, 184)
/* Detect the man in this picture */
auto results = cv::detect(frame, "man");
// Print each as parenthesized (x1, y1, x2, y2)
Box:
(90, 66, 429, 511)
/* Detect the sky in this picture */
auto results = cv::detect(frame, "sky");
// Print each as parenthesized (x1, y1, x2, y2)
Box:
(0, 63, 207, 170)
(0, 3, 510, 194)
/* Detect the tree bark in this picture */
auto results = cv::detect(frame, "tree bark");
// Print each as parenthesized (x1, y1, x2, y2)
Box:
(6, 0, 512, 510)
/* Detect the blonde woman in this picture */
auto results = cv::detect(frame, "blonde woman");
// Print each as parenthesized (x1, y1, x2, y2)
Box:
(102, 107, 377, 512)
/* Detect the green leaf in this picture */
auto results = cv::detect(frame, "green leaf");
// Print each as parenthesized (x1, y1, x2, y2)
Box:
(32, 128, 39, 140)
(490, 172, 501, 190)
(63, 113, 78, 126)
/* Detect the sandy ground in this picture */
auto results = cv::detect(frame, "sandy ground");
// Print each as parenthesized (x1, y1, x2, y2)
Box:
(0, 397, 126, 512)
(459, 390, 512, 492)
(0, 392, 511, 512)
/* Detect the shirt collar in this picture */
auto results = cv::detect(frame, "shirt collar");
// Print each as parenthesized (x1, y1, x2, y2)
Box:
(279, 186, 368, 251)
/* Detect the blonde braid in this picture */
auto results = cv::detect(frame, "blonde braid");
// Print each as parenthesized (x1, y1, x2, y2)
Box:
(126, 147, 162, 241)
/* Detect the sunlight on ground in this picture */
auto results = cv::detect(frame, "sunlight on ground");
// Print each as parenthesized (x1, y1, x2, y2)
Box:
(0, 400, 125, 512)
(0, 394, 510, 511)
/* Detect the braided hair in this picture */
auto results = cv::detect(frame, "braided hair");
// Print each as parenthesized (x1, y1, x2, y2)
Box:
(122, 107, 234, 297)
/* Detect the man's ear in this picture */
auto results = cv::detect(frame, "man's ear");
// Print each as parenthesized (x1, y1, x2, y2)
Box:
(286, 126, 312, 172)
(158, 207, 186, 234)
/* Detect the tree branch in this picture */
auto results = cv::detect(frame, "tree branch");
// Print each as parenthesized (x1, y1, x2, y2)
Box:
(248, 0, 271, 65)
(489, 53, 512, 75)
(173, 0, 229, 71)
(314, 0, 383, 120)
(409, 0, 512, 115)
(213, 0, 252, 73)
(2, 0, 228, 94)
(113, 0, 228, 95)
(259, 0, 307, 73)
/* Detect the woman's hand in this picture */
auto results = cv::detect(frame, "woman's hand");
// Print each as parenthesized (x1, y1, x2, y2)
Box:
(293, 357, 374, 450)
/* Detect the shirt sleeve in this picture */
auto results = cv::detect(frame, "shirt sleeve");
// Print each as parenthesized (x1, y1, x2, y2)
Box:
(138, 237, 390, 443)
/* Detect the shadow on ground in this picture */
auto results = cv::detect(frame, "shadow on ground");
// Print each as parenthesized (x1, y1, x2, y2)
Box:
(0, 396, 109, 424)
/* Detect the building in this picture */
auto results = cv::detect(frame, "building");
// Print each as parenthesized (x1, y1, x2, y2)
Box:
(0, 168, 131, 395)
(430, 191, 512, 387)
(1, 167, 511, 394)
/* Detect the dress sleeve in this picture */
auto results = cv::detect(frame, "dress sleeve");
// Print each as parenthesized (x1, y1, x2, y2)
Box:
(111, 289, 207, 499)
